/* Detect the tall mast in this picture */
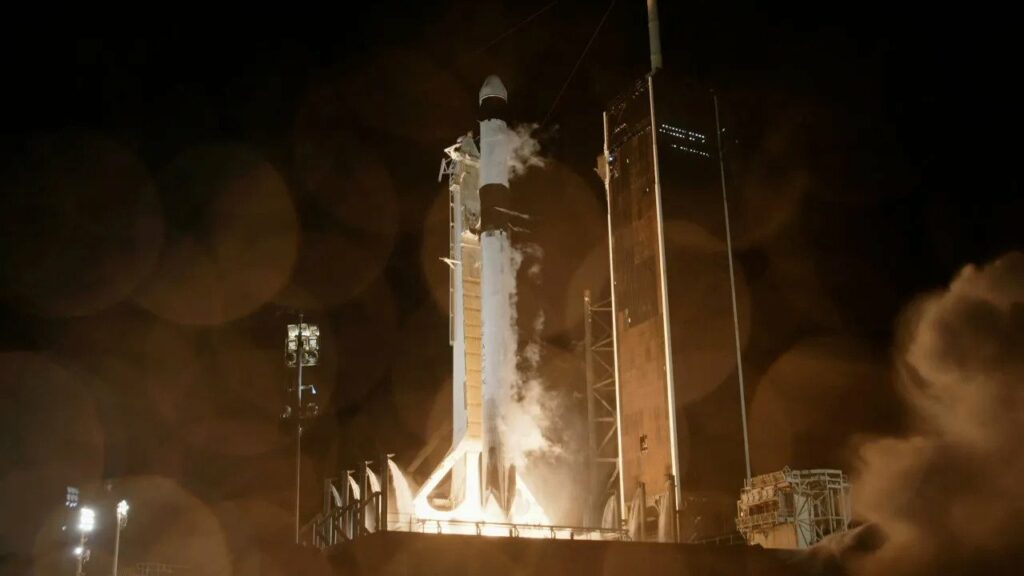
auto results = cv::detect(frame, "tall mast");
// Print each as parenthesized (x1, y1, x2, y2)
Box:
(648, 0, 663, 72)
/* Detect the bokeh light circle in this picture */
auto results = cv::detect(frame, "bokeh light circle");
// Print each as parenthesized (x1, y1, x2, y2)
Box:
(135, 144, 298, 326)
(0, 131, 162, 317)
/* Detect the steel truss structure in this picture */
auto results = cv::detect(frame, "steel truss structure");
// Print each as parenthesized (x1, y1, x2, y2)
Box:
(736, 467, 851, 549)
(583, 290, 621, 527)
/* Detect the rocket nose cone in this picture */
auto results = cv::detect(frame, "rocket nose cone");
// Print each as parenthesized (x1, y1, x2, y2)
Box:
(479, 75, 508, 104)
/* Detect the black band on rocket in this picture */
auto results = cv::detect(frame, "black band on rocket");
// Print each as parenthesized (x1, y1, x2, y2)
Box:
(479, 96, 508, 122)
(479, 184, 511, 233)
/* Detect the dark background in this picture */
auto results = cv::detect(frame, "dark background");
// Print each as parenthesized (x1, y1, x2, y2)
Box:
(0, 1, 1020, 574)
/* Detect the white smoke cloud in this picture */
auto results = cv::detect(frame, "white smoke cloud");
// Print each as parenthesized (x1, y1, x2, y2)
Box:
(494, 243, 562, 469)
(503, 123, 546, 178)
(845, 252, 1024, 575)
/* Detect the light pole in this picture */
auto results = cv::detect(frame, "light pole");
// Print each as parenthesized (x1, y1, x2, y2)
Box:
(75, 507, 95, 576)
(284, 316, 320, 544)
(112, 500, 129, 576)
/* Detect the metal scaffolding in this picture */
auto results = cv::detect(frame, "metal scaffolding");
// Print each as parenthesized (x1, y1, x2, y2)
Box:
(308, 459, 391, 549)
(736, 467, 852, 549)
(583, 290, 621, 527)
(306, 455, 627, 548)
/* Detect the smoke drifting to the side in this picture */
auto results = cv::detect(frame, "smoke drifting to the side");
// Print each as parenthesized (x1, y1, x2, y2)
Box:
(503, 123, 546, 177)
(847, 252, 1024, 575)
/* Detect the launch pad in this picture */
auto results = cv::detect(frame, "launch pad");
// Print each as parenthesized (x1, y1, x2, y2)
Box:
(307, 456, 625, 548)
(326, 531, 794, 576)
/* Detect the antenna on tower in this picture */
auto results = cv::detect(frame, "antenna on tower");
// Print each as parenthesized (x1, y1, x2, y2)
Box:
(648, 0, 663, 72)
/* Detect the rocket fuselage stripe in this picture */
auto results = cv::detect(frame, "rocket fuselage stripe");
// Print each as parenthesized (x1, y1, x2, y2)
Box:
(480, 184, 511, 232)
(479, 96, 508, 122)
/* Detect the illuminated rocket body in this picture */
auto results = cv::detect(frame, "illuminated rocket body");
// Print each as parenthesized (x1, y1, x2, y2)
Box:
(413, 76, 548, 527)
(477, 75, 516, 516)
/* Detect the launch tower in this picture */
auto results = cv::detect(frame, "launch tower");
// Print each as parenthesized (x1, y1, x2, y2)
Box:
(596, 1, 748, 542)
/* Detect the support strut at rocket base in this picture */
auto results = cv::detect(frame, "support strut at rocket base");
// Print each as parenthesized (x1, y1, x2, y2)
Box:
(413, 76, 549, 527)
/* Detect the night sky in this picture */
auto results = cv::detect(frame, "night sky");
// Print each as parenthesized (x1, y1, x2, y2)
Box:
(1, 2, 1020, 575)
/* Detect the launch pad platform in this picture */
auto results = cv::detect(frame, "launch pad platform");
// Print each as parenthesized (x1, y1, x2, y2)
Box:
(327, 531, 795, 576)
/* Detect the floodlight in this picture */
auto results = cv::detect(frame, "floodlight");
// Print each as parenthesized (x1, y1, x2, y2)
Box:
(283, 316, 321, 545)
(78, 507, 95, 533)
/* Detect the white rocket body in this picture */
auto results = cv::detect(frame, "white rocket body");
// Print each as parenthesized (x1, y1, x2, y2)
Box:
(478, 75, 517, 517)
(413, 76, 547, 526)
(478, 101, 510, 189)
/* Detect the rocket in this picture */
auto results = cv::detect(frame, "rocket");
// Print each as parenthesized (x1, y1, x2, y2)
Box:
(412, 75, 548, 526)
(477, 75, 517, 516)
